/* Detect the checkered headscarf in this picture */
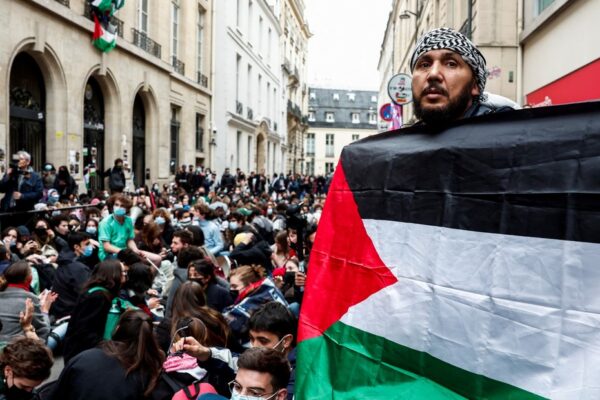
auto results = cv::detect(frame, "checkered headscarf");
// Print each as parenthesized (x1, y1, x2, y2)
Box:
(410, 28, 487, 99)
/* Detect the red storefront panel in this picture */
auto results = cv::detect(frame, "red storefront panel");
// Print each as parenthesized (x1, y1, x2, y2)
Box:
(525, 57, 600, 107)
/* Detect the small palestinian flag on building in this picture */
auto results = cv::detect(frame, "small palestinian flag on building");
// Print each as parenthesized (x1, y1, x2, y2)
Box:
(297, 101, 600, 399)
(92, 15, 116, 53)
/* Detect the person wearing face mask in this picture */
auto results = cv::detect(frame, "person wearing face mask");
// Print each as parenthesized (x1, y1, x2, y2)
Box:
(0, 337, 53, 400)
(188, 259, 233, 313)
(97, 194, 143, 261)
(49, 232, 93, 321)
(45, 188, 60, 207)
(194, 204, 224, 256)
(105, 158, 126, 194)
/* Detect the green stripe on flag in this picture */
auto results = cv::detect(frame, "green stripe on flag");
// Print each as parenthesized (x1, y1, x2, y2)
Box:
(297, 321, 547, 400)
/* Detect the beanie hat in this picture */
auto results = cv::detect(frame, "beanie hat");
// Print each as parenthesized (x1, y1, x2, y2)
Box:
(410, 27, 487, 99)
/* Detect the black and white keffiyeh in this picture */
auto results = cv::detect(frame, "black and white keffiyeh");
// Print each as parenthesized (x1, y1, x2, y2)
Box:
(410, 28, 487, 98)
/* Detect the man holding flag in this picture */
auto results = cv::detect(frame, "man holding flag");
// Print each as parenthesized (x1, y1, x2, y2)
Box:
(296, 27, 600, 399)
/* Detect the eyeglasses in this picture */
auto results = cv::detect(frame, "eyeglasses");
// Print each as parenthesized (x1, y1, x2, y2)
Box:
(228, 380, 279, 399)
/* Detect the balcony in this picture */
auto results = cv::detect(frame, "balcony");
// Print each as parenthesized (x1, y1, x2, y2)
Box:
(282, 58, 292, 74)
(197, 72, 208, 89)
(55, 0, 70, 7)
(236, 101, 243, 115)
(84, 3, 124, 38)
(172, 56, 185, 75)
(132, 28, 161, 58)
(247, 107, 254, 120)
(287, 100, 302, 120)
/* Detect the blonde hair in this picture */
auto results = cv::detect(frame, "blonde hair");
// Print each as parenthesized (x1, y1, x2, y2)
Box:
(230, 265, 266, 287)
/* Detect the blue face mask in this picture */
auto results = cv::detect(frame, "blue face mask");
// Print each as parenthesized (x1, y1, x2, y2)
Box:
(229, 221, 239, 231)
(155, 216, 166, 225)
(82, 244, 94, 258)
(86, 226, 97, 235)
(113, 206, 126, 217)
(48, 195, 59, 204)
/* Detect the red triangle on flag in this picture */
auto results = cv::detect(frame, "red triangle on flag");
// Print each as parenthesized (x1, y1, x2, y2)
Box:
(92, 15, 103, 41)
(298, 162, 397, 342)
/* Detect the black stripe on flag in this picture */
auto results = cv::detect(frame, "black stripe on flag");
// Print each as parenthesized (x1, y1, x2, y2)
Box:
(341, 101, 600, 244)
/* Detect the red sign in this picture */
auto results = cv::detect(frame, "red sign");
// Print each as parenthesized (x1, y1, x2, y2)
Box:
(380, 103, 393, 121)
(526, 57, 600, 106)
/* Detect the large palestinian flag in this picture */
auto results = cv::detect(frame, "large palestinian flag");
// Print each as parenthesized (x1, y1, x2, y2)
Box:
(297, 102, 600, 399)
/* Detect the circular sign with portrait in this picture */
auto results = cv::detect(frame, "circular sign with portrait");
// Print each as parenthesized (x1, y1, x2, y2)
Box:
(387, 73, 413, 105)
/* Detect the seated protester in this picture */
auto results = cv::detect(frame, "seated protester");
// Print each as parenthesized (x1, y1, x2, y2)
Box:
(164, 238, 199, 318)
(0, 243, 11, 275)
(81, 218, 100, 267)
(155, 281, 230, 355)
(224, 265, 287, 349)
(31, 218, 59, 261)
(0, 337, 54, 400)
(121, 262, 160, 318)
(136, 222, 167, 256)
(50, 310, 164, 400)
(151, 317, 222, 399)
(0, 261, 56, 345)
(194, 204, 224, 256)
(270, 230, 294, 270)
(229, 232, 273, 274)
(153, 208, 175, 246)
(230, 347, 290, 400)
(188, 259, 233, 313)
(248, 208, 274, 245)
(249, 302, 297, 400)
(50, 214, 70, 253)
(67, 215, 81, 234)
(50, 232, 93, 321)
(185, 225, 205, 248)
(62, 260, 126, 363)
(1, 227, 20, 264)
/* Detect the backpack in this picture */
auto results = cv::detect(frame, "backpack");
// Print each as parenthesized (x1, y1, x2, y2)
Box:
(87, 287, 138, 340)
(161, 372, 217, 400)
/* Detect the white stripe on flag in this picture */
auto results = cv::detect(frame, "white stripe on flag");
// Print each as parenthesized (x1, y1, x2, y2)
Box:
(340, 220, 600, 399)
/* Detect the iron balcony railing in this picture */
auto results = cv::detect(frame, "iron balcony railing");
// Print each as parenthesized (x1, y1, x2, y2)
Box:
(197, 72, 208, 88)
(132, 28, 161, 58)
(83, 3, 124, 38)
(172, 56, 185, 75)
(236, 101, 243, 115)
(55, 0, 70, 7)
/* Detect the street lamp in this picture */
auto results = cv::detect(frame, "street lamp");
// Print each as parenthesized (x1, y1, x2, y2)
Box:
(398, 10, 418, 20)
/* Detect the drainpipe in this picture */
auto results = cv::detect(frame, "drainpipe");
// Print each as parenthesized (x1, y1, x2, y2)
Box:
(516, 0, 524, 105)
(467, 0, 473, 40)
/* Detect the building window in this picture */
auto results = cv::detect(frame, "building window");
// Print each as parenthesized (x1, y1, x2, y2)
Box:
(306, 133, 315, 156)
(309, 92, 316, 100)
(138, 0, 149, 34)
(196, 7, 205, 78)
(369, 113, 377, 124)
(371, 95, 377, 102)
(325, 134, 334, 157)
(267, 28, 272, 63)
(196, 113, 205, 152)
(170, 106, 180, 175)
(325, 112, 335, 123)
(235, 54, 241, 104)
(333, 93, 339, 101)
(351, 113, 360, 124)
(352, 134, 359, 141)
(305, 159, 314, 175)
(247, 1, 253, 42)
(537, 0, 555, 14)
(325, 162, 335, 174)
(347, 93, 355, 101)
(236, 0, 241, 28)
(258, 16, 263, 54)
(308, 111, 315, 122)
(171, 1, 180, 59)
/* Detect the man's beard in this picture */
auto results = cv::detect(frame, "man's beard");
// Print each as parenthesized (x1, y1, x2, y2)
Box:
(413, 82, 474, 126)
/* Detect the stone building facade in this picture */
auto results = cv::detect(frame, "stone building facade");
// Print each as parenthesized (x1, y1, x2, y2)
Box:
(1, 0, 213, 191)
(281, 0, 310, 174)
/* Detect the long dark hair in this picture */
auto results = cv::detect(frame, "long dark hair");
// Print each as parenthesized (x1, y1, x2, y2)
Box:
(101, 310, 164, 397)
(82, 259, 123, 296)
(171, 281, 230, 347)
